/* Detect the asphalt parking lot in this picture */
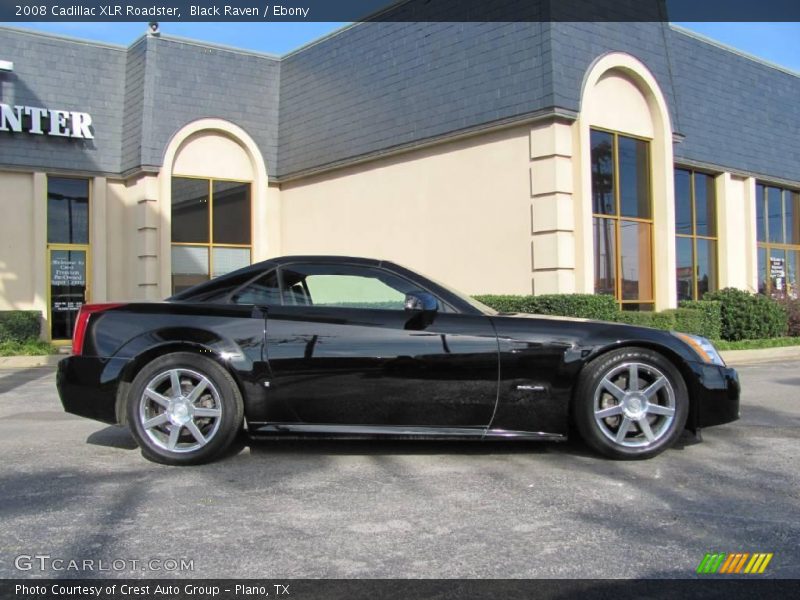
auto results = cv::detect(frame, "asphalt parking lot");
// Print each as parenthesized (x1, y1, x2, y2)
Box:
(0, 361, 798, 579)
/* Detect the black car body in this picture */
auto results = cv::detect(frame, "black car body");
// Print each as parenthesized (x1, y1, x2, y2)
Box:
(57, 256, 739, 464)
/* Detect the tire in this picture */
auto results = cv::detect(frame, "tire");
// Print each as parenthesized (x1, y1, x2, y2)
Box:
(127, 352, 244, 465)
(573, 347, 688, 460)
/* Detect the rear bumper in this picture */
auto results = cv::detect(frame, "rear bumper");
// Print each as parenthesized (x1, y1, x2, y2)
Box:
(57, 355, 131, 425)
(689, 362, 740, 428)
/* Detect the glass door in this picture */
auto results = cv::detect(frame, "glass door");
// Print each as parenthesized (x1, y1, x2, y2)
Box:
(46, 176, 91, 342)
(48, 245, 89, 341)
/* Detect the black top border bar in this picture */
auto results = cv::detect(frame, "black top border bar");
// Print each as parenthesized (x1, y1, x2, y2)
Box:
(2, 0, 800, 22)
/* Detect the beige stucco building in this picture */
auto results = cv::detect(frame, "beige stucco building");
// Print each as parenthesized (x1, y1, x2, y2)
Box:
(1, 19, 799, 341)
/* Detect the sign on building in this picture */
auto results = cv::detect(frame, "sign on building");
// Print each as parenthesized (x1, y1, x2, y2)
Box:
(0, 103, 93, 138)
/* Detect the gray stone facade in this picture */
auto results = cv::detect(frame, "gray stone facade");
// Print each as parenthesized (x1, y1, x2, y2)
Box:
(1, 16, 798, 184)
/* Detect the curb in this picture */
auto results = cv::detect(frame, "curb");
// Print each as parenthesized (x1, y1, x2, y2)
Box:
(720, 346, 800, 366)
(0, 355, 63, 369)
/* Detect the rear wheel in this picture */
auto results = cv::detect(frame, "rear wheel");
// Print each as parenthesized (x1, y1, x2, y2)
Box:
(573, 347, 688, 460)
(127, 352, 244, 465)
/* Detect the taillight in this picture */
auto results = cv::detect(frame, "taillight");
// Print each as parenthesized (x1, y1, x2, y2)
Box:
(72, 303, 126, 355)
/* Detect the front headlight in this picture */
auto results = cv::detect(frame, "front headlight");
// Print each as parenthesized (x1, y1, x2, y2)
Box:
(673, 332, 726, 366)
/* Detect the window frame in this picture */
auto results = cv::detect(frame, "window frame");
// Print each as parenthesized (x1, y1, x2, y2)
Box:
(170, 175, 253, 294)
(278, 263, 414, 310)
(224, 263, 459, 314)
(590, 127, 655, 309)
(756, 181, 800, 297)
(674, 167, 719, 302)
(46, 175, 91, 246)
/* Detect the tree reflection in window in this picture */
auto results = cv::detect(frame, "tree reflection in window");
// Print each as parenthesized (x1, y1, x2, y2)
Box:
(674, 168, 718, 302)
(591, 129, 653, 310)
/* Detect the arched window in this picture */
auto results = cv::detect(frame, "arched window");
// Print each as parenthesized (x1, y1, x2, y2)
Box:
(171, 176, 252, 294)
(160, 119, 272, 298)
(579, 53, 675, 310)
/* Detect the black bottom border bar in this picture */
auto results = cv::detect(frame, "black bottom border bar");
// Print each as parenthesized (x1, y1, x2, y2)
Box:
(3, 579, 800, 600)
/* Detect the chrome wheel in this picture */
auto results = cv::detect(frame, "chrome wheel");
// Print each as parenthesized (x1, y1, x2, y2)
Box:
(138, 368, 223, 453)
(593, 362, 676, 449)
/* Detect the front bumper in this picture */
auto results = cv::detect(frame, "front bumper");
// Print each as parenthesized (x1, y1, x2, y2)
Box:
(688, 362, 740, 428)
(57, 355, 131, 425)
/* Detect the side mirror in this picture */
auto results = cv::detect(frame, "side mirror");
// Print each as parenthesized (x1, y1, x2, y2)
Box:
(404, 291, 438, 312)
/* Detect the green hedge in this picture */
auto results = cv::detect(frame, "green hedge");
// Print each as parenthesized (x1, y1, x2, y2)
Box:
(472, 294, 726, 338)
(471, 289, 799, 343)
(668, 307, 706, 337)
(615, 307, 722, 337)
(615, 310, 676, 330)
(677, 300, 722, 339)
(703, 288, 787, 341)
(0, 311, 41, 343)
(778, 297, 800, 337)
(474, 294, 619, 321)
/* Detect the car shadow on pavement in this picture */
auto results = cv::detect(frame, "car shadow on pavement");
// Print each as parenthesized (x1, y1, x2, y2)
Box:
(243, 436, 594, 457)
(240, 426, 705, 459)
(82, 426, 702, 460)
(0, 367, 53, 395)
(86, 425, 138, 450)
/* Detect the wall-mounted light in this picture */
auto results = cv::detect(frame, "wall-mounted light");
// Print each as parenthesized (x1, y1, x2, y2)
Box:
(0, 60, 13, 72)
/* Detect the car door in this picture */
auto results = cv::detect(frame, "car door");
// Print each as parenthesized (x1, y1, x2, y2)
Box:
(256, 262, 499, 429)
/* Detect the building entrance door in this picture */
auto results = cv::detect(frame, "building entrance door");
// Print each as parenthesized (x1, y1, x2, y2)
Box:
(48, 245, 89, 342)
(46, 176, 91, 343)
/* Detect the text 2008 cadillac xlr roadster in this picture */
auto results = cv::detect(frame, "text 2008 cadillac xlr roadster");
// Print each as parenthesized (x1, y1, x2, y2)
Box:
(57, 255, 739, 465)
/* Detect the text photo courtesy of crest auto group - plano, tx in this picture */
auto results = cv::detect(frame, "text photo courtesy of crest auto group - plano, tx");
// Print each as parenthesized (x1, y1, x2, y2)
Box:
(0, 1, 799, 599)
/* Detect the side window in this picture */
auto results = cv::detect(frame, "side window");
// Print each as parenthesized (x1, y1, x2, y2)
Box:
(280, 264, 431, 310)
(231, 270, 281, 305)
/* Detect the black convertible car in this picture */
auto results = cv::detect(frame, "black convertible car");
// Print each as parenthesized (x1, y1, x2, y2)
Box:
(57, 255, 739, 465)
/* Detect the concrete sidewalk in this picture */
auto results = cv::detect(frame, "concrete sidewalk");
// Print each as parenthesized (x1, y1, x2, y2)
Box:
(720, 345, 800, 366)
(0, 354, 61, 369)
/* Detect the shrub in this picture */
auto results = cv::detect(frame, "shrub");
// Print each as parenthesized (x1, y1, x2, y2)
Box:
(0, 311, 41, 343)
(527, 294, 620, 321)
(615, 307, 718, 336)
(778, 297, 800, 337)
(677, 300, 722, 339)
(0, 339, 56, 356)
(473, 295, 539, 313)
(662, 308, 702, 335)
(615, 310, 676, 330)
(703, 288, 787, 341)
(474, 294, 618, 321)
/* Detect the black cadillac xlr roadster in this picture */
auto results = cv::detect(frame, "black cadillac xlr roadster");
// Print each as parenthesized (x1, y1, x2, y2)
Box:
(57, 255, 739, 465)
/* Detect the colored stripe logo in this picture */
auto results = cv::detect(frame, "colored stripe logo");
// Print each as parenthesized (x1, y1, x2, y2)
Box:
(696, 553, 773, 574)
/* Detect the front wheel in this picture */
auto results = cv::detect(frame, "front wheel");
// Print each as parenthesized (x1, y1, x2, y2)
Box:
(573, 347, 689, 460)
(127, 352, 244, 465)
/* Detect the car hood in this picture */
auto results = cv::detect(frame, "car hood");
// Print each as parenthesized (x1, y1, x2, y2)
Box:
(487, 311, 703, 365)
(495, 312, 594, 323)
